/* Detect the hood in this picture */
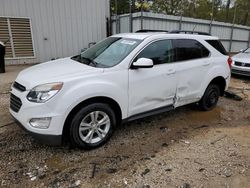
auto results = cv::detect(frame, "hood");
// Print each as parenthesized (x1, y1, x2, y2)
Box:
(233, 53, 250, 63)
(233, 53, 250, 59)
(16, 57, 103, 90)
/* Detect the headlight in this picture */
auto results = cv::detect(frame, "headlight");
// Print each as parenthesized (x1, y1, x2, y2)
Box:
(27, 82, 63, 103)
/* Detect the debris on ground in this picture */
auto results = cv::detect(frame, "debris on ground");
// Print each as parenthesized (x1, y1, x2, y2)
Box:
(180, 140, 191, 144)
(161, 143, 168, 147)
(181, 183, 191, 188)
(224, 90, 243, 101)
(141, 168, 150, 176)
(30, 176, 37, 181)
(106, 168, 118, 174)
(210, 135, 227, 145)
(69, 180, 81, 187)
(90, 163, 97, 179)
(159, 126, 171, 133)
(193, 124, 209, 129)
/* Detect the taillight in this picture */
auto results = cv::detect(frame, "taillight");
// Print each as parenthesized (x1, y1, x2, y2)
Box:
(227, 57, 232, 69)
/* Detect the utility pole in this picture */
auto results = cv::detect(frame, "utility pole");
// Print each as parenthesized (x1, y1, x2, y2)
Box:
(225, 0, 231, 22)
(209, 0, 215, 34)
(129, 0, 133, 32)
(115, 0, 118, 33)
(229, 3, 237, 53)
(232, 2, 237, 25)
(179, 0, 183, 30)
(141, 0, 144, 30)
(115, 0, 118, 16)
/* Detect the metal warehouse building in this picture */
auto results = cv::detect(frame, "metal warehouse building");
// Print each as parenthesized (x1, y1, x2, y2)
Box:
(0, 0, 110, 64)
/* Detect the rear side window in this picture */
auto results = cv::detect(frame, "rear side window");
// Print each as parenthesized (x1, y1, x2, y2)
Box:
(173, 39, 210, 62)
(205, 40, 227, 55)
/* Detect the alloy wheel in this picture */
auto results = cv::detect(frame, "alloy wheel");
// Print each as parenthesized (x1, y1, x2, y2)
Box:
(78, 111, 111, 144)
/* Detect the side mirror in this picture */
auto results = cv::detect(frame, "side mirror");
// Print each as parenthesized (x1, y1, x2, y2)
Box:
(131, 58, 154, 69)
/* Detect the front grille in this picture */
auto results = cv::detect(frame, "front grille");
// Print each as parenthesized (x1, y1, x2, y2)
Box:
(232, 69, 250, 76)
(234, 61, 250, 67)
(10, 93, 22, 113)
(13, 82, 26, 92)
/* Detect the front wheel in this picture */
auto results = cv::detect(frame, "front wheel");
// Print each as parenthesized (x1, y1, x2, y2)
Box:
(198, 84, 220, 111)
(69, 103, 116, 149)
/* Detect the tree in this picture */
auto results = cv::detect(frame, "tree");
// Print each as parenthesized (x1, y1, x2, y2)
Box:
(151, 0, 182, 15)
(235, 0, 250, 25)
(110, 0, 151, 15)
(135, 0, 151, 12)
(111, 0, 250, 26)
(110, 0, 130, 15)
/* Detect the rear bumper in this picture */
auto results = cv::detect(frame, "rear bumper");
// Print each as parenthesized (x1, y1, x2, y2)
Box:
(12, 115, 62, 146)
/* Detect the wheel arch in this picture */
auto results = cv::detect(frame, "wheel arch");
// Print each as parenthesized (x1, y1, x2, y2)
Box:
(62, 96, 122, 141)
(207, 76, 226, 96)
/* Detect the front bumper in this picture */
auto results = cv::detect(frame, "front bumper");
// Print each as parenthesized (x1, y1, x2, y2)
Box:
(9, 87, 65, 146)
(13, 115, 62, 145)
(231, 65, 250, 76)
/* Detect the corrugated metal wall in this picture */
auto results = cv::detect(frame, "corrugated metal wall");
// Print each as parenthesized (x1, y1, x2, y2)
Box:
(112, 12, 250, 53)
(0, 0, 110, 64)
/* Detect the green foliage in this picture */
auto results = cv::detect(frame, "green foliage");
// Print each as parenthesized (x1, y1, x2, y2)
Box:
(151, 0, 182, 15)
(110, 0, 152, 15)
(235, 0, 250, 25)
(110, 0, 250, 26)
(135, 1, 151, 11)
(110, 0, 131, 14)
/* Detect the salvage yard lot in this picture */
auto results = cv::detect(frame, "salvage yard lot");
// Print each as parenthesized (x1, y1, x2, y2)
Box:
(0, 65, 250, 188)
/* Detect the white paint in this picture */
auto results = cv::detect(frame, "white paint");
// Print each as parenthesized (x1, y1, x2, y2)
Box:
(231, 49, 250, 76)
(10, 32, 230, 141)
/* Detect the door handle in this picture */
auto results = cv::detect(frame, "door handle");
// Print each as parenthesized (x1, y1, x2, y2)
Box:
(203, 61, 210, 66)
(166, 69, 176, 75)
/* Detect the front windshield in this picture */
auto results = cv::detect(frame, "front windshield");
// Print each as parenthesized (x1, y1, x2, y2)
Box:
(243, 48, 250, 53)
(72, 37, 141, 67)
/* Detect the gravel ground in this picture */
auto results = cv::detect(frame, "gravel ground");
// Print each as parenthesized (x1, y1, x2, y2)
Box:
(0, 65, 249, 188)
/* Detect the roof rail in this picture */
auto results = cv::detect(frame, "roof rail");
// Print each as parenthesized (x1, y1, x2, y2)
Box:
(169, 30, 210, 36)
(135, 29, 211, 36)
(135, 29, 168, 33)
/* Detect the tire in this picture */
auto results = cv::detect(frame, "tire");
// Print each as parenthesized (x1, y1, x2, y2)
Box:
(69, 103, 116, 149)
(198, 84, 220, 111)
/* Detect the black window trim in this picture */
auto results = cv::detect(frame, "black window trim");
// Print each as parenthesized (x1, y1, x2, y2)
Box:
(172, 38, 211, 63)
(129, 38, 175, 68)
(129, 38, 211, 68)
(205, 39, 227, 55)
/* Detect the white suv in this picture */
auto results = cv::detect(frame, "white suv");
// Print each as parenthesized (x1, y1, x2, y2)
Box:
(10, 32, 231, 149)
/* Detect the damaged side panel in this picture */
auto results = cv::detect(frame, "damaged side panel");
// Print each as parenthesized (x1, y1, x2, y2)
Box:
(128, 64, 177, 116)
(174, 59, 211, 107)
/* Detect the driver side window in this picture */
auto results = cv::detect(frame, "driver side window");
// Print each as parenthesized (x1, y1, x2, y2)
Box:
(135, 39, 174, 65)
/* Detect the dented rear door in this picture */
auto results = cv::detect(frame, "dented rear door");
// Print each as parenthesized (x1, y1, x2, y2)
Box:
(173, 39, 211, 107)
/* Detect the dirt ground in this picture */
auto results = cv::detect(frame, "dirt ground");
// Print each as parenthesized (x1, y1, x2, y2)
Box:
(0, 65, 249, 188)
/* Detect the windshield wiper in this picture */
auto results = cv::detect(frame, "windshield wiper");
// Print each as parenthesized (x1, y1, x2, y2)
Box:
(80, 56, 98, 67)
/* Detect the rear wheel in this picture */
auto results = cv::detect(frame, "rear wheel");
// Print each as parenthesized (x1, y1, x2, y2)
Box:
(69, 103, 116, 149)
(198, 84, 220, 111)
